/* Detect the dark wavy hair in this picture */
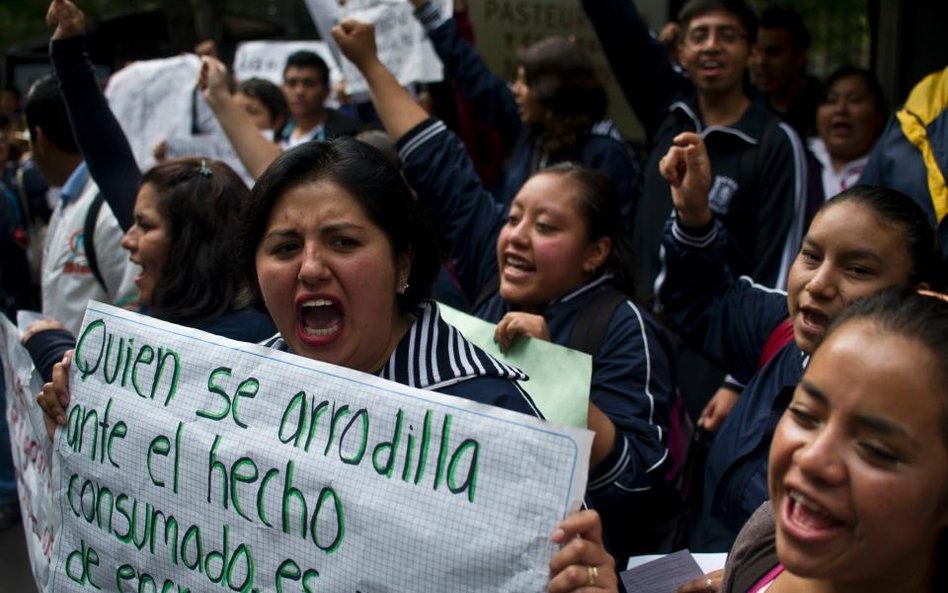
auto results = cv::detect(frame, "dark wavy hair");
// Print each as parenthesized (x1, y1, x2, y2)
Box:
(141, 158, 251, 324)
(822, 185, 943, 289)
(239, 137, 440, 314)
(517, 37, 607, 154)
(534, 163, 637, 298)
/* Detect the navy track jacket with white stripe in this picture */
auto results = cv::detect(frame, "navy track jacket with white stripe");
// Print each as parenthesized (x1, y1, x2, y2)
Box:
(398, 118, 676, 558)
(659, 218, 807, 551)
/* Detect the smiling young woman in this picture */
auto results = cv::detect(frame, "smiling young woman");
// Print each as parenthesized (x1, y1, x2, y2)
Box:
(719, 287, 948, 593)
(657, 133, 943, 551)
(333, 18, 679, 563)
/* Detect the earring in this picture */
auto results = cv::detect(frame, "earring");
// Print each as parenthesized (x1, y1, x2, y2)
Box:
(398, 281, 410, 294)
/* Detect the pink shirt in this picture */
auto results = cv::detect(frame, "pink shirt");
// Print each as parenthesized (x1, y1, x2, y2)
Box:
(748, 564, 785, 593)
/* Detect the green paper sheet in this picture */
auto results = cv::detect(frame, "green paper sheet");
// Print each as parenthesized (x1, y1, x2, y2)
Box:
(439, 304, 590, 428)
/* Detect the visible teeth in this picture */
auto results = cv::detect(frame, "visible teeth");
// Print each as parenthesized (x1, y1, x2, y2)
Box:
(302, 325, 339, 337)
(506, 256, 531, 269)
(790, 491, 828, 516)
(302, 298, 333, 308)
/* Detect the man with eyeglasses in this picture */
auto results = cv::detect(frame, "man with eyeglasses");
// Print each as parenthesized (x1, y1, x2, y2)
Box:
(583, 0, 806, 296)
(583, 0, 807, 553)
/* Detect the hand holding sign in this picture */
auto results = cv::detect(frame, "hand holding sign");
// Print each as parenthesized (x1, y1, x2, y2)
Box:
(37, 350, 73, 439)
(549, 510, 618, 593)
(494, 312, 552, 354)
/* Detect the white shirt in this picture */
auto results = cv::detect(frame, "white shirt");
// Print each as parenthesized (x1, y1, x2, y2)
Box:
(807, 137, 870, 201)
(42, 169, 139, 334)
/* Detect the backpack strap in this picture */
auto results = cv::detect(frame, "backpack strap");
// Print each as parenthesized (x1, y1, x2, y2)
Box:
(567, 288, 630, 356)
(757, 317, 794, 369)
(83, 192, 108, 293)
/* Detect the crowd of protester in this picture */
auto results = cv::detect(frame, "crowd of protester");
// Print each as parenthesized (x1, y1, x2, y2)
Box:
(2, 0, 948, 591)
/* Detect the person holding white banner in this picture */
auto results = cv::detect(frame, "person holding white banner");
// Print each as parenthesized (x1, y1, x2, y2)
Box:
(37, 136, 620, 593)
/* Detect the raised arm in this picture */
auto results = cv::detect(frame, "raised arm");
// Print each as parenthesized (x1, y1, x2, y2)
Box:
(198, 56, 282, 180)
(334, 19, 503, 300)
(332, 20, 428, 140)
(656, 134, 788, 382)
(408, 0, 521, 142)
(580, 0, 689, 141)
(47, 0, 139, 231)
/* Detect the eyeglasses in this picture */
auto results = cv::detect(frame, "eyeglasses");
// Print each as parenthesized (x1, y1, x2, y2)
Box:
(683, 25, 747, 47)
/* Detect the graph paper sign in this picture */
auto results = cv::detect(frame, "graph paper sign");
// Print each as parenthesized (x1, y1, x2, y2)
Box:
(0, 315, 57, 592)
(48, 302, 591, 593)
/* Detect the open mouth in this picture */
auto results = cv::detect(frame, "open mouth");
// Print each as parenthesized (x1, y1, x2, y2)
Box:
(699, 60, 724, 75)
(799, 306, 830, 337)
(830, 120, 854, 134)
(502, 254, 536, 280)
(785, 489, 845, 534)
(298, 298, 343, 340)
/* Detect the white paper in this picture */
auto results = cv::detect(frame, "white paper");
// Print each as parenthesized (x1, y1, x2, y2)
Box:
(104, 54, 204, 171)
(48, 302, 592, 592)
(233, 40, 341, 93)
(0, 315, 58, 593)
(303, 0, 451, 94)
(162, 134, 258, 188)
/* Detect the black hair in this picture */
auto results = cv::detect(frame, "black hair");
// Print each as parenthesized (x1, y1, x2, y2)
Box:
(533, 163, 637, 297)
(517, 37, 607, 154)
(820, 185, 943, 289)
(239, 77, 290, 135)
(759, 6, 811, 54)
(283, 50, 330, 87)
(239, 137, 440, 314)
(23, 74, 79, 154)
(678, 0, 759, 45)
(141, 158, 251, 324)
(822, 65, 888, 118)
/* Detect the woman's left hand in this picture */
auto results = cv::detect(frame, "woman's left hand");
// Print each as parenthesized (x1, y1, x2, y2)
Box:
(548, 510, 618, 593)
(494, 312, 550, 353)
